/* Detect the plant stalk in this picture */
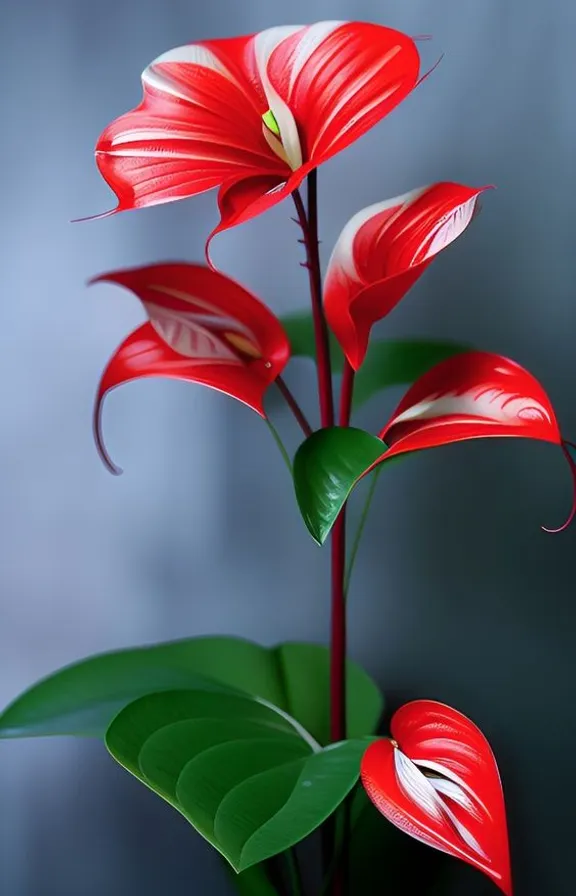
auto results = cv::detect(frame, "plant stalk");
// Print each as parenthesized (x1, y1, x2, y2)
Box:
(292, 181, 334, 430)
(276, 375, 313, 436)
(293, 172, 349, 896)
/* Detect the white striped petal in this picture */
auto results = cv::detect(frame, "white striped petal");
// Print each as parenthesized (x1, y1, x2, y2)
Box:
(413, 758, 490, 819)
(421, 194, 480, 261)
(254, 26, 304, 170)
(395, 749, 488, 861)
(325, 187, 428, 284)
(143, 286, 260, 361)
(311, 44, 404, 157)
(142, 44, 243, 100)
(390, 387, 553, 428)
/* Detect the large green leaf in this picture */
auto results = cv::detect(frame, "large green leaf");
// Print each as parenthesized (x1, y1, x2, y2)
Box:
(106, 688, 371, 872)
(280, 312, 469, 409)
(208, 738, 371, 871)
(293, 428, 387, 545)
(0, 637, 383, 744)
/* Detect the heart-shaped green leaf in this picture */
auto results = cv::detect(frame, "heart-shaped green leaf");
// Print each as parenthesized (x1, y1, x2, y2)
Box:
(106, 688, 371, 872)
(281, 312, 469, 409)
(293, 428, 387, 544)
(177, 736, 371, 871)
(0, 638, 383, 744)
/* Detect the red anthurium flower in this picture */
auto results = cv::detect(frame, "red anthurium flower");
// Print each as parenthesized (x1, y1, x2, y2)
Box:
(324, 182, 489, 369)
(360, 700, 513, 896)
(92, 22, 421, 254)
(91, 263, 290, 473)
(374, 350, 576, 531)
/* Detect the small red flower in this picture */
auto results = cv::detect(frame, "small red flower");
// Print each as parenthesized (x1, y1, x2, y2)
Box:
(92, 22, 421, 253)
(375, 350, 576, 531)
(91, 263, 290, 473)
(324, 182, 488, 369)
(361, 700, 513, 896)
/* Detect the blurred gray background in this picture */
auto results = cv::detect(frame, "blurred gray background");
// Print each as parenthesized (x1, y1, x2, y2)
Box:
(1, 0, 575, 893)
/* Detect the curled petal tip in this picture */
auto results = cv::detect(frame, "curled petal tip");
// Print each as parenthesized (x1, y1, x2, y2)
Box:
(204, 231, 219, 273)
(71, 208, 118, 225)
(541, 441, 576, 533)
(93, 399, 123, 476)
(416, 51, 445, 88)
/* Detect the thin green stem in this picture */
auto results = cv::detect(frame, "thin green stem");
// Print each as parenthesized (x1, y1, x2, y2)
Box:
(344, 471, 380, 598)
(284, 848, 304, 896)
(265, 418, 292, 473)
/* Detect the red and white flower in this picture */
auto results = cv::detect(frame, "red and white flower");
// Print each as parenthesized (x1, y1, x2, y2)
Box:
(379, 350, 562, 454)
(91, 263, 290, 473)
(374, 351, 576, 531)
(361, 700, 513, 895)
(324, 182, 488, 369)
(92, 22, 421, 252)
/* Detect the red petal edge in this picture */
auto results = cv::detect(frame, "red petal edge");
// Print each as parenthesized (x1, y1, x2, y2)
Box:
(360, 700, 513, 895)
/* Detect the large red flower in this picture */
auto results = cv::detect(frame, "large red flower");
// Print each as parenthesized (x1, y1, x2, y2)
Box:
(324, 182, 488, 369)
(361, 700, 513, 895)
(93, 22, 421, 251)
(91, 263, 290, 473)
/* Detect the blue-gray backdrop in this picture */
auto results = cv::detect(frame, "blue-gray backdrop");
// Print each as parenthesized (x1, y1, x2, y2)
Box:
(1, 0, 575, 893)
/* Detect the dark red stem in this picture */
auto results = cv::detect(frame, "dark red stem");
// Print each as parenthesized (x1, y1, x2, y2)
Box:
(293, 172, 349, 896)
(292, 183, 334, 429)
(276, 375, 313, 437)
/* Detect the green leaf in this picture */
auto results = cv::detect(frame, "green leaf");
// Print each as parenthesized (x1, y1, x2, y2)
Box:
(280, 312, 343, 368)
(0, 638, 382, 744)
(106, 691, 305, 888)
(293, 428, 386, 544)
(106, 690, 304, 780)
(177, 736, 371, 871)
(352, 339, 470, 409)
(280, 311, 469, 410)
(106, 688, 371, 872)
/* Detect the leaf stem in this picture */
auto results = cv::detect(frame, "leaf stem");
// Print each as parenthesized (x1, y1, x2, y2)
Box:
(276, 376, 313, 436)
(343, 471, 380, 598)
(285, 848, 304, 896)
(265, 418, 293, 473)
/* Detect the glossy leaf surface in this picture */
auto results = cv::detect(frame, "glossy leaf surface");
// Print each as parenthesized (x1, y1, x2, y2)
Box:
(294, 428, 385, 545)
(360, 700, 512, 895)
(106, 689, 371, 872)
(0, 637, 382, 744)
(293, 352, 569, 543)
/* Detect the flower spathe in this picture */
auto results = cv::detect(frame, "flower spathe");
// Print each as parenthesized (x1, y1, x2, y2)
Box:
(360, 700, 513, 896)
(91, 263, 290, 473)
(93, 22, 421, 255)
(368, 351, 575, 531)
(324, 182, 488, 369)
